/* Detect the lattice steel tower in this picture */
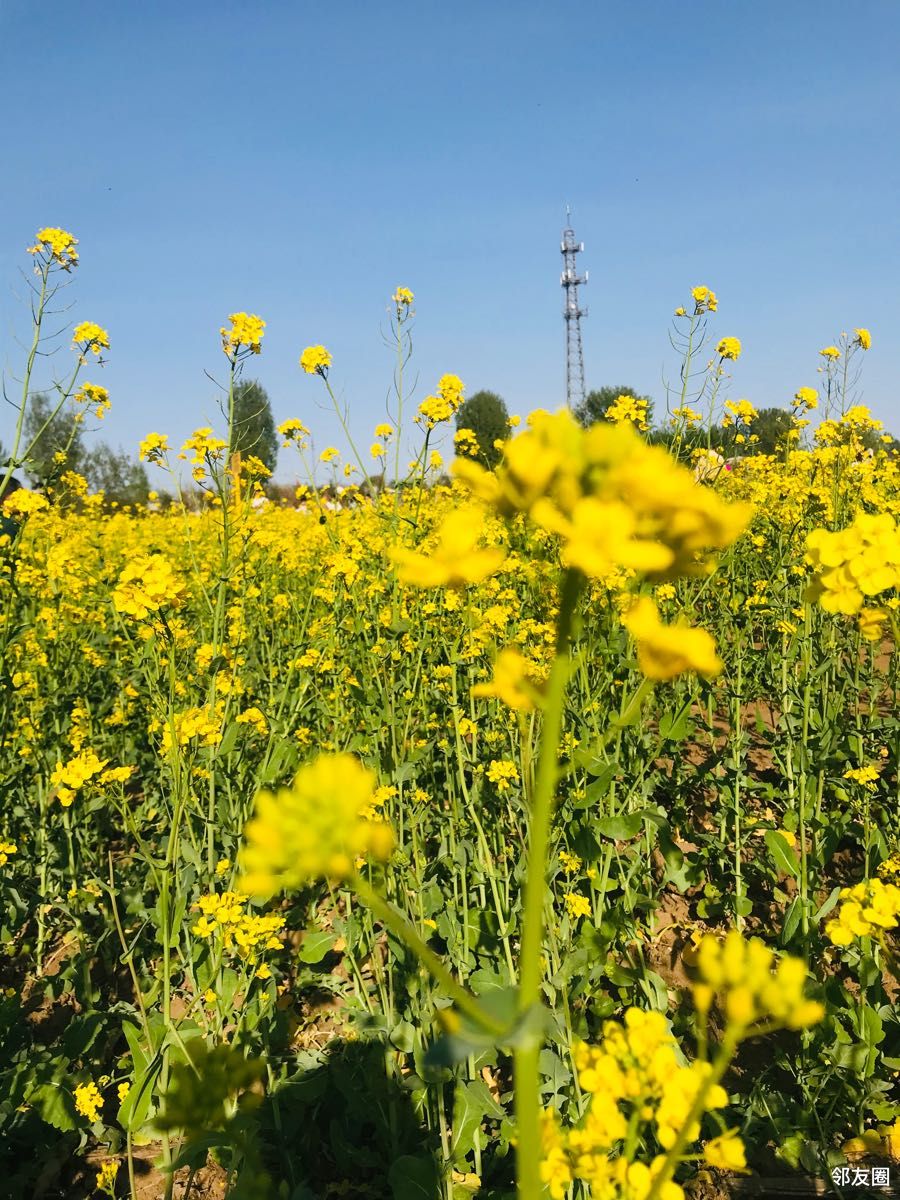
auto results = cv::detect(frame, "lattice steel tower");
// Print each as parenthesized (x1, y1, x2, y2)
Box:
(560, 211, 588, 409)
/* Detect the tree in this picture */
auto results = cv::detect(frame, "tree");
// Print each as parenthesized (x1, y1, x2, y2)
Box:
(748, 407, 794, 456)
(231, 379, 278, 474)
(22, 392, 85, 487)
(574, 385, 654, 430)
(82, 443, 150, 507)
(455, 390, 509, 470)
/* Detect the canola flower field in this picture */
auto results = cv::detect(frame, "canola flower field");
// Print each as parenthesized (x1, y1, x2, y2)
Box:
(1, 229, 900, 1200)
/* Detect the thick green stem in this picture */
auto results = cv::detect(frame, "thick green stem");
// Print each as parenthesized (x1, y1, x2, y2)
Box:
(514, 568, 582, 1200)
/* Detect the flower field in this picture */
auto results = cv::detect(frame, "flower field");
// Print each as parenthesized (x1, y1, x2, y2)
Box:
(2, 233, 900, 1200)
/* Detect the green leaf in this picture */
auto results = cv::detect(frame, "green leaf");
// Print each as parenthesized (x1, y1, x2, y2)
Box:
(764, 829, 800, 878)
(813, 886, 841, 924)
(596, 811, 643, 841)
(30, 1082, 78, 1132)
(388, 1154, 439, 1200)
(390, 1021, 416, 1053)
(297, 930, 335, 963)
(781, 897, 802, 945)
(658, 708, 694, 741)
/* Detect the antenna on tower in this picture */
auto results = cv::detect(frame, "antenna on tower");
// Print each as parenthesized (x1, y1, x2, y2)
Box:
(560, 213, 587, 410)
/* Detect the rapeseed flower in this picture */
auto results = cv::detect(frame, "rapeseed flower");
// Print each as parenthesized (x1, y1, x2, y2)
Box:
(72, 321, 110, 357)
(221, 312, 265, 356)
(238, 753, 394, 898)
(74, 1080, 103, 1123)
(826, 879, 900, 946)
(622, 597, 722, 680)
(299, 345, 332, 375)
(716, 336, 742, 361)
(391, 505, 506, 588)
(691, 285, 718, 313)
(28, 226, 79, 269)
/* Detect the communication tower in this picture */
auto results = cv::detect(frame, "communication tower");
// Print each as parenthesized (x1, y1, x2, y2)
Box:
(560, 211, 588, 409)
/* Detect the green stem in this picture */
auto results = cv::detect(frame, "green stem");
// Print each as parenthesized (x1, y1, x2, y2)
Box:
(514, 567, 583, 1200)
(352, 875, 505, 1037)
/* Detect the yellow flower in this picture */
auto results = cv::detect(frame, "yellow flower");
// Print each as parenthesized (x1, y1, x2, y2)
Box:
(858, 606, 888, 642)
(694, 930, 823, 1031)
(622, 597, 723, 680)
(854, 327, 872, 350)
(392, 286, 414, 308)
(28, 226, 79, 269)
(74, 1080, 103, 1123)
(371, 443, 385, 459)
(703, 1131, 747, 1171)
(565, 892, 592, 920)
(606, 393, 650, 432)
(95, 1159, 118, 1194)
(819, 345, 841, 360)
(117, 1081, 130, 1103)
(723, 398, 757, 425)
(72, 321, 110, 356)
(0, 840, 18, 867)
(716, 336, 742, 361)
(299, 345, 332, 375)
(139, 432, 169, 463)
(236, 706, 268, 735)
(74, 382, 111, 418)
(471, 648, 545, 710)
(2, 489, 48, 515)
(391, 505, 505, 589)
(216, 858, 232, 877)
(792, 387, 818, 409)
(826, 878, 900, 946)
(486, 759, 519, 792)
(113, 554, 184, 621)
(238, 753, 394, 898)
(220, 312, 265, 356)
(691, 285, 718, 313)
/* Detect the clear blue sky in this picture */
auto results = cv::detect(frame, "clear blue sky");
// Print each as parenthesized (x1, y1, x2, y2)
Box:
(2, 0, 898, 482)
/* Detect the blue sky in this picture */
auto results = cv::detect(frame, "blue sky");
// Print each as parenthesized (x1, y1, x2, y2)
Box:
(1, 0, 898, 482)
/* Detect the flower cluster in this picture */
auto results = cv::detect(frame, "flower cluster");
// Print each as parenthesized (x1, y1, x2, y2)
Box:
(74, 1080, 103, 1123)
(792, 387, 818, 410)
(716, 337, 742, 362)
(391, 505, 505, 588)
(238, 753, 395, 899)
(28, 226, 79, 269)
(2, 489, 49, 516)
(471, 647, 546, 710)
(453, 409, 751, 586)
(693, 931, 824, 1031)
(112, 553, 184, 621)
(299, 345, 332, 375)
(139, 432, 170, 464)
(416, 373, 466, 429)
(50, 749, 108, 807)
(0, 840, 18, 867)
(74, 382, 111, 419)
(277, 417, 311, 448)
(392, 286, 414, 311)
(221, 312, 265, 357)
(190, 890, 284, 966)
(723, 399, 757, 427)
(825, 879, 900, 946)
(72, 321, 110, 358)
(541, 1009, 733, 1200)
(606, 393, 650, 432)
(160, 705, 222, 753)
(622, 597, 723, 681)
(691, 285, 718, 314)
(805, 511, 900, 618)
